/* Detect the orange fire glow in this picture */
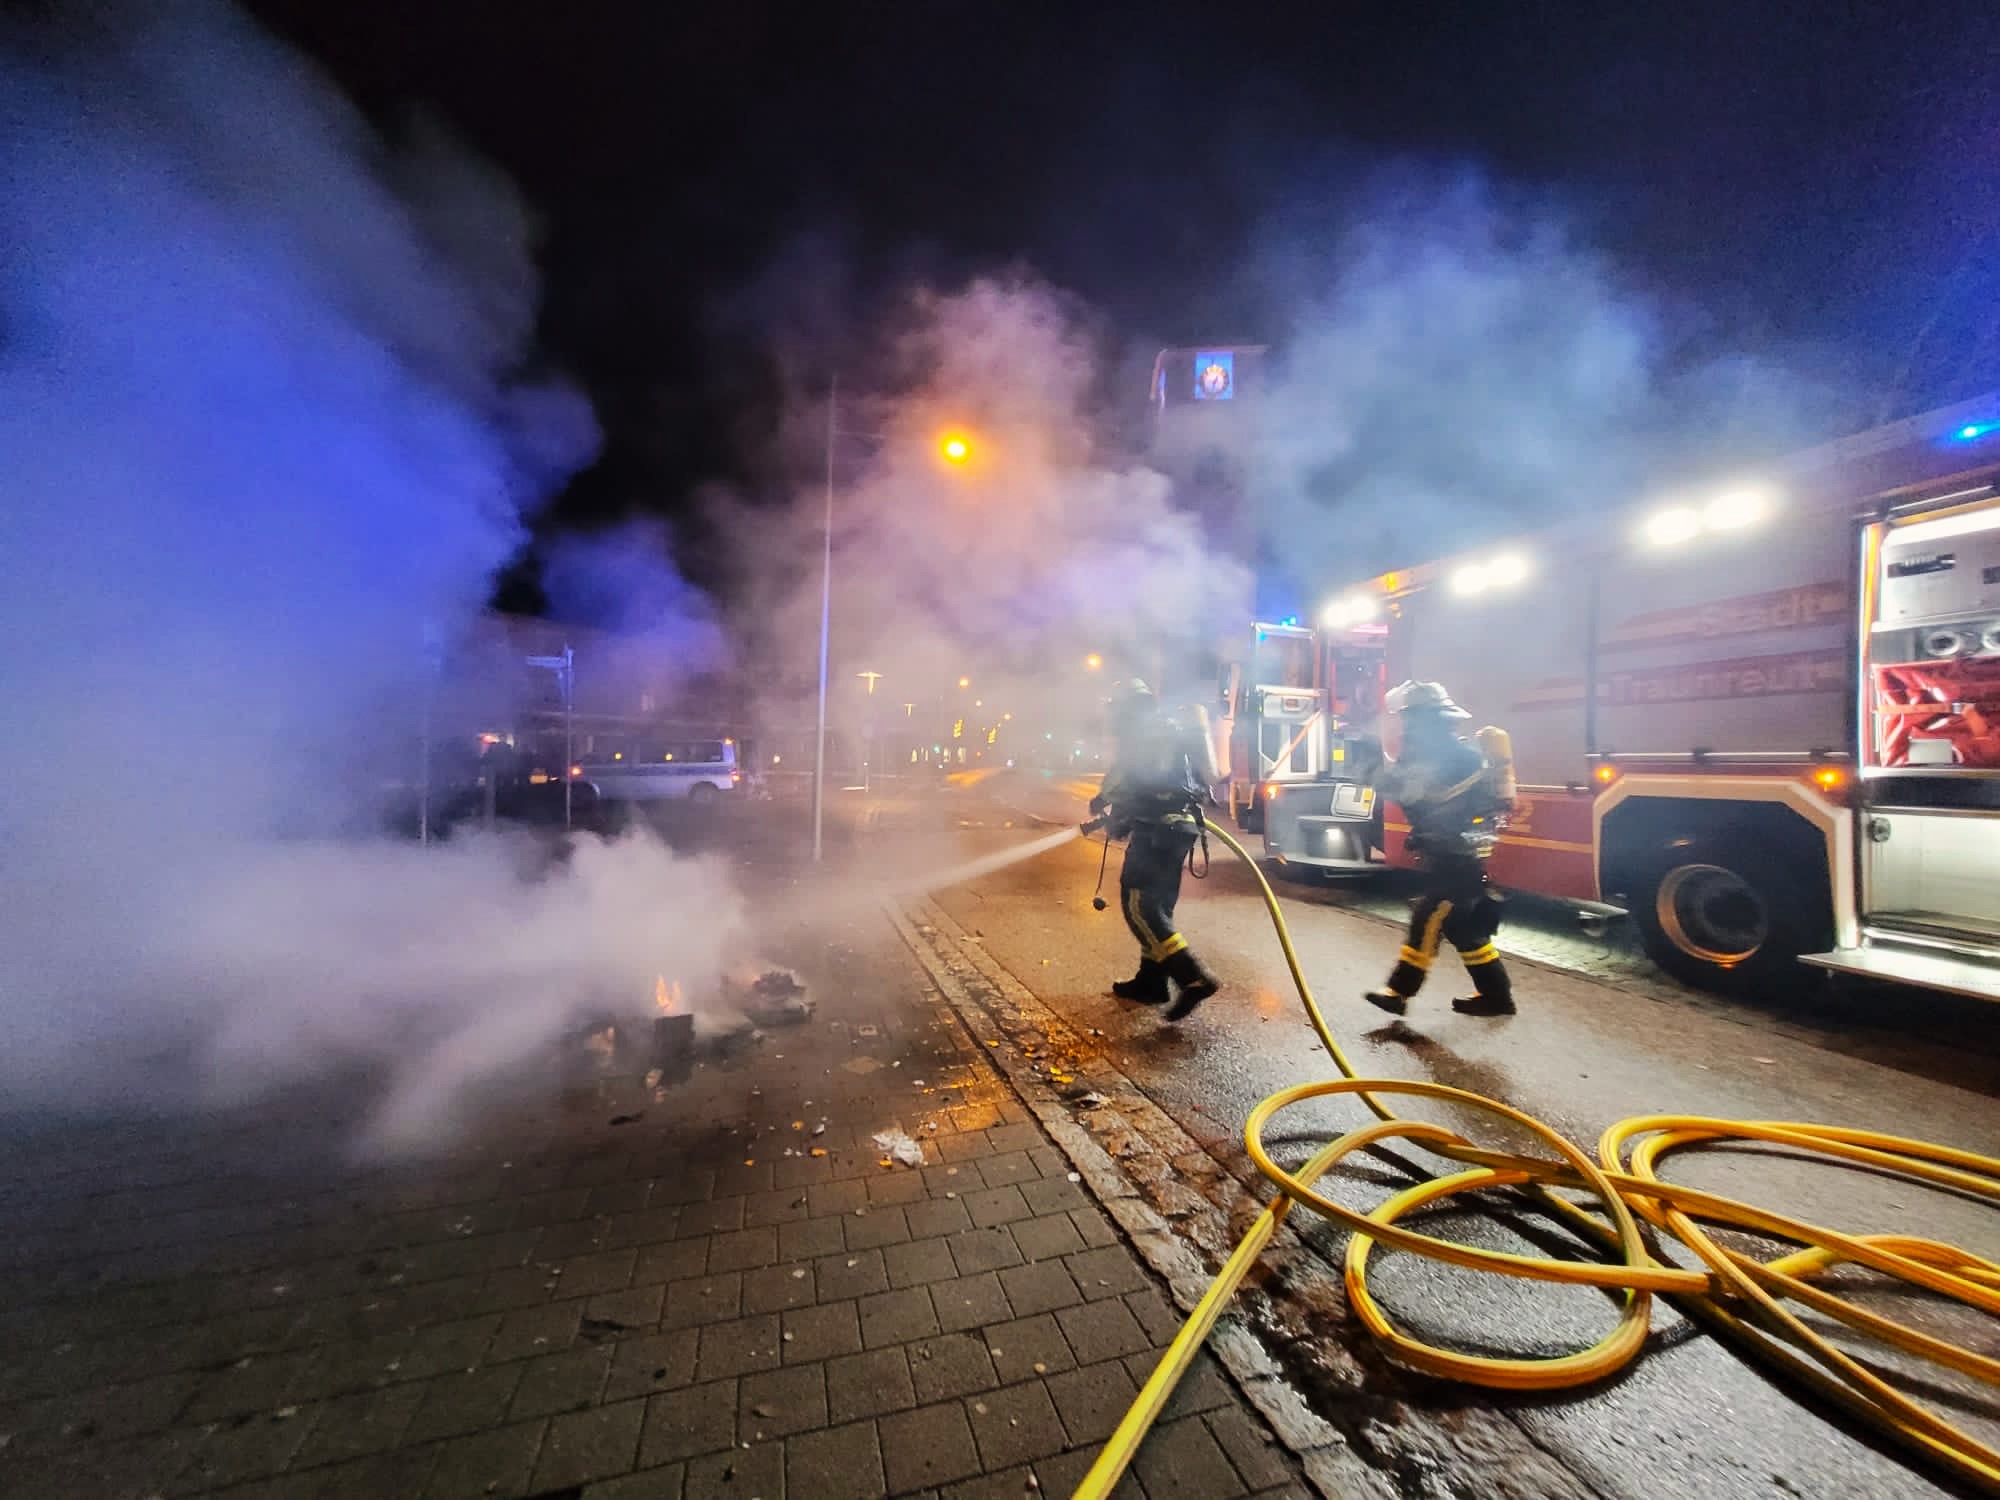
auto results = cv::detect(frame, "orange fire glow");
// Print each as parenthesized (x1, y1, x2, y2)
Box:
(655, 976, 684, 1013)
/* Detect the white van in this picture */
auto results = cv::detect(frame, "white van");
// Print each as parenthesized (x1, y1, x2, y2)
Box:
(577, 738, 740, 804)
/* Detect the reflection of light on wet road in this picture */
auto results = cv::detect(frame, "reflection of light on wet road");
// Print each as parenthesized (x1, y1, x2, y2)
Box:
(945, 768, 1003, 788)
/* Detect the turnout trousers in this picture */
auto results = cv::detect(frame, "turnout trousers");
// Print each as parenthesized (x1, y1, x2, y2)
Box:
(1383, 853, 1513, 1005)
(1119, 821, 1199, 964)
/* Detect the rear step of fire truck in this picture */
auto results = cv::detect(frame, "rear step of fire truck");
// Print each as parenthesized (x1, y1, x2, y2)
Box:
(1802, 926, 2000, 1002)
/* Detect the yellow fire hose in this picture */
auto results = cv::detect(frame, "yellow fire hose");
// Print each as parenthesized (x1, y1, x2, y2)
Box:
(1074, 821, 2000, 1498)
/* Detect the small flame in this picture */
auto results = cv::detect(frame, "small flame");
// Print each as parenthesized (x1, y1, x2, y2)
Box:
(656, 976, 683, 1013)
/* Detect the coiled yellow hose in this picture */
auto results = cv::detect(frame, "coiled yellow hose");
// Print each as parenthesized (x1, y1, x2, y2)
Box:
(1074, 822, 2000, 1498)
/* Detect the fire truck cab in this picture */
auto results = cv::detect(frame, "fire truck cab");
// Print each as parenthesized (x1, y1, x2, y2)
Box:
(1218, 619, 1387, 869)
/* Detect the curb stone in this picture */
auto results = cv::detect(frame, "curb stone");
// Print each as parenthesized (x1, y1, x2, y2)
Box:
(887, 900, 1394, 1500)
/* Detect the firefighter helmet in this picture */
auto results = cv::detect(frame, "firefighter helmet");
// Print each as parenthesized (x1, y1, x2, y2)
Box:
(1385, 679, 1470, 719)
(1107, 678, 1156, 728)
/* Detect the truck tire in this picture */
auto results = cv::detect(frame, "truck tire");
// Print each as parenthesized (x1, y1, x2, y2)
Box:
(688, 782, 719, 809)
(1629, 838, 1827, 996)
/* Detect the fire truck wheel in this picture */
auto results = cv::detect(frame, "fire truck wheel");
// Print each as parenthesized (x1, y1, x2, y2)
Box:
(1631, 841, 1821, 995)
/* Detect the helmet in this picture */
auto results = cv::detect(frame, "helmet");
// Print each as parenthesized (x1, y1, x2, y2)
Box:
(1107, 678, 1156, 727)
(1384, 679, 1470, 719)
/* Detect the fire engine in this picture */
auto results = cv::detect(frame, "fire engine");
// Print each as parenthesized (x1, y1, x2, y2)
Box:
(1221, 393, 2000, 1001)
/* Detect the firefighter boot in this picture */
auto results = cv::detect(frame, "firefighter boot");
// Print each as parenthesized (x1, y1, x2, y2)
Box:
(1111, 959, 1169, 1005)
(1450, 950, 1516, 1016)
(1363, 989, 1410, 1016)
(1161, 950, 1220, 1020)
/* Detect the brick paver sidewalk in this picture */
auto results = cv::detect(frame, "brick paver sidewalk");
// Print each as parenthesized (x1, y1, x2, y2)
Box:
(0, 914, 1307, 1499)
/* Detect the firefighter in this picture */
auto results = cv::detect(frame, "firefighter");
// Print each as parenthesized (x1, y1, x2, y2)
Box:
(1364, 680, 1517, 1018)
(1088, 679, 1222, 1020)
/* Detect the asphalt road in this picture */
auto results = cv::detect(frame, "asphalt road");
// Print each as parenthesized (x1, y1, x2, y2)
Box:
(907, 768, 1999, 1500)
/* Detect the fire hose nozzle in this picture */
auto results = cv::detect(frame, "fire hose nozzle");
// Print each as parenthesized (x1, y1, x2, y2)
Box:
(1080, 814, 1109, 836)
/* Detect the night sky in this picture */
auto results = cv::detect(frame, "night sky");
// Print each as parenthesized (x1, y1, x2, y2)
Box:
(246, 1, 2000, 559)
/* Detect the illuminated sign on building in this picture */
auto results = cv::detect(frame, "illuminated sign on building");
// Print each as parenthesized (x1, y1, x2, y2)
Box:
(1193, 351, 1234, 401)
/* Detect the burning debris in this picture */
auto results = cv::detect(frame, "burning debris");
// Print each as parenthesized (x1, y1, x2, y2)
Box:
(654, 974, 696, 1070)
(727, 966, 814, 1027)
(582, 1026, 619, 1067)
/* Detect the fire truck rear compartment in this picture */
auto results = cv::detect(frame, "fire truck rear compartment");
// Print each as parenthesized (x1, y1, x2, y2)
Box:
(1805, 492, 2000, 999)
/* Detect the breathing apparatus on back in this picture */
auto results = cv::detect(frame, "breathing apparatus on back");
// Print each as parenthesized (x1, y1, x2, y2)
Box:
(1083, 680, 1221, 902)
(1095, 680, 1217, 824)
(1381, 680, 1518, 826)
(1475, 723, 1518, 810)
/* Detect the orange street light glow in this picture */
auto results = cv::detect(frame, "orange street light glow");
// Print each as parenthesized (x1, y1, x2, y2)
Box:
(941, 433, 972, 463)
(1085, 654, 1102, 670)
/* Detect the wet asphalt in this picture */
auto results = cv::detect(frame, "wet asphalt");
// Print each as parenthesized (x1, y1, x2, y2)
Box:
(908, 769, 1999, 1500)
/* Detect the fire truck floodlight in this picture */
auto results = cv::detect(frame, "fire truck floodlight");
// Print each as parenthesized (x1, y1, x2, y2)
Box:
(1703, 488, 1773, 530)
(1485, 554, 1530, 587)
(1321, 595, 1380, 628)
(1643, 507, 1703, 547)
(1451, 563, 1490, 596)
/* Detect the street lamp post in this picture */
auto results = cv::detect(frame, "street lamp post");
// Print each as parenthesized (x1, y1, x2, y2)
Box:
(856, 671, 881, 794)
(812, 380, 837, 863)
(811, 391, 974, 861)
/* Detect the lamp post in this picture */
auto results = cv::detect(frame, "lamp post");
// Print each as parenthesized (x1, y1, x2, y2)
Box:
(811, 379, 837, 863)
(812, 390, 975, 861)
(856, 671, 882, 793)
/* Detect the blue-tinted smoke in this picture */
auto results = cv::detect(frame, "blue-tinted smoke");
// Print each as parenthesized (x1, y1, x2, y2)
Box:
(0, 3, 736, 1147)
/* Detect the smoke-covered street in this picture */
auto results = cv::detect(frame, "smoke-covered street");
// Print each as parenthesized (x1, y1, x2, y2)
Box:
(7, 3, 2000, 1497)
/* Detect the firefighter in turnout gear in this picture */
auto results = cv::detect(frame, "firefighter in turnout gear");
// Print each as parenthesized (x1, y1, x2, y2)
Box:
(1089, 680, 1223, 1020)
(1365, 680, 1518, 1017)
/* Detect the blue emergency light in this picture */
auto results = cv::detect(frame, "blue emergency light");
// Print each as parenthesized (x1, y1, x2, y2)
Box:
(1955, 421, 1998, 441)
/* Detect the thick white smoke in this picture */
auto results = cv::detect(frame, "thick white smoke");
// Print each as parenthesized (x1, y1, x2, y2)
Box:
(725, 276, 1253, 748)
(0, 2, 739, 1150)
(1245, 168, 1813, 594)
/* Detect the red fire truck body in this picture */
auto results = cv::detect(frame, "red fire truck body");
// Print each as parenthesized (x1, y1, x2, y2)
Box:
(1241, 393, 2000, 1000)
